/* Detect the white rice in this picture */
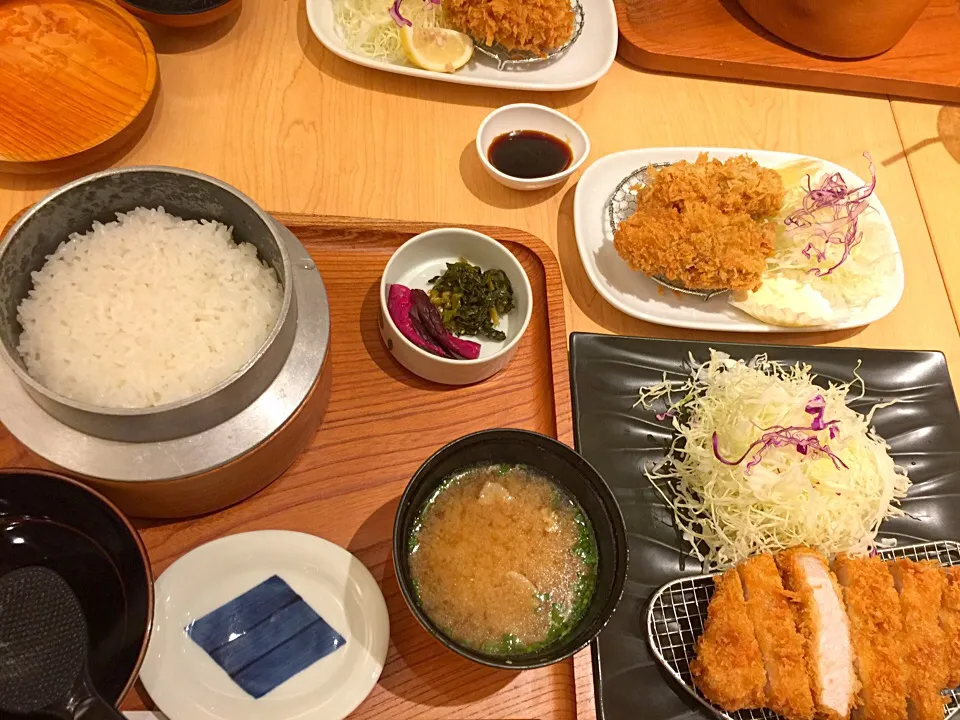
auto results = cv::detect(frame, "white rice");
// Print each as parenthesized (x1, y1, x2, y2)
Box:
(16, 207, 283, 409)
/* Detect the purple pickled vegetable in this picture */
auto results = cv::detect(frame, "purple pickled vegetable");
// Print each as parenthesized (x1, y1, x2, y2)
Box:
(409, 289, 481, 360)
(386, 284, 481, 361)
(387, 284, 446, 357)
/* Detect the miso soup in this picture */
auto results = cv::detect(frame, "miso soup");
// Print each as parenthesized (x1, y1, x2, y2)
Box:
(407, 463, 598, 655)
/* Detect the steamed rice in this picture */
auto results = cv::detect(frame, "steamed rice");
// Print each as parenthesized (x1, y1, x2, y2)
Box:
(16, 207, 283, 409)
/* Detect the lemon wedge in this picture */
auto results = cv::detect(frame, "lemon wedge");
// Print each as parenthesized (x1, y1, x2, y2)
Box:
(400, 25, 474, 73)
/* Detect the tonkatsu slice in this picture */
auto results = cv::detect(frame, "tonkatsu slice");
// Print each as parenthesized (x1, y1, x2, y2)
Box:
(890, 559, 948, 720)
(777, 547, 856, 720)
(739, 554, 815, 720)
(941, 566, 960, 689)
(832, 554, 907, 720)
(690, 568, 767, 711)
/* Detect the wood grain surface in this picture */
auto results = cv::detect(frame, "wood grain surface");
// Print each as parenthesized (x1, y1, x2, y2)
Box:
(614, 0, 960, 102)
(105, 216, 582, 718)
(891, 101, 960, 335)
(0, 0, 157, 172)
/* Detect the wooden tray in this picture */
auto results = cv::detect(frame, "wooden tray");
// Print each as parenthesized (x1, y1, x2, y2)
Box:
(0, 214, 596, 720)
(0, 0, 158, 174)
(614, 0, 960, 103)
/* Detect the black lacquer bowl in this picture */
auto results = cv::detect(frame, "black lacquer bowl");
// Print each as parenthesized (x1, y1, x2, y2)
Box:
(0, 469, 153, 716)
(569, 332, 960, 720)
(393, 428, 628, 670)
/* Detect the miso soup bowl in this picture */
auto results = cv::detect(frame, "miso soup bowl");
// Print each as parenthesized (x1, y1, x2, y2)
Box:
(393, 428, 628, 669)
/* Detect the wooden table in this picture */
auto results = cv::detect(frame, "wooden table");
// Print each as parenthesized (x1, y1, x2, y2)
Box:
(890, 100, 960, 328)
(2, 0, 960, 717)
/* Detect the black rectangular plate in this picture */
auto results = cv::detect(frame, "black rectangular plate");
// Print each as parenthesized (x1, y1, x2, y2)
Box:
(569, 333, 960, 720)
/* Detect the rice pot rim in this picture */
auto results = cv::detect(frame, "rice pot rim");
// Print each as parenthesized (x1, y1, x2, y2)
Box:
(0, 165, 295, 418)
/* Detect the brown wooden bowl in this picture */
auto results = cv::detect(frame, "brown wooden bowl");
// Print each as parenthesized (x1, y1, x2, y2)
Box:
(118, 0, 241, 28)
(0, 0, 158, 175)
(737, 0, 933, 59)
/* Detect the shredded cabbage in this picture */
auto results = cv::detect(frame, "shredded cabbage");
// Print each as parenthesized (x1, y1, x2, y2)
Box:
(638, 350, 910, 571)
(334, 0, 443, 64)
(732, 157, 898, 325)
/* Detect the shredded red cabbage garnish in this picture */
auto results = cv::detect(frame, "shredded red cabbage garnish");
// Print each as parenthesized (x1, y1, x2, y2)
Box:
(390, 0, 440, 27)
(712, 394, 847, 472)
(783, 152, 876, 278)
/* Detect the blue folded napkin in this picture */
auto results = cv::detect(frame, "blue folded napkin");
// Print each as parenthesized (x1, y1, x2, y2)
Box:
(186, 575, 346, 698)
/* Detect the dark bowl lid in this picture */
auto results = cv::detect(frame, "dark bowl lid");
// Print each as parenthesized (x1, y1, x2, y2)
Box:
(393, 428, 628, 670)
(0, 469, 154, 712)
(120, 0, 233, 16)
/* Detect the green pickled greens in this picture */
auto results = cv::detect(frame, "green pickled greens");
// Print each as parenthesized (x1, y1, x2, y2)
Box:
(638, 350, 910, 571)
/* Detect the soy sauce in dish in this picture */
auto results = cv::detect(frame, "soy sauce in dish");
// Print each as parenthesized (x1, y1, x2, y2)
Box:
(488, 130, 573, 180)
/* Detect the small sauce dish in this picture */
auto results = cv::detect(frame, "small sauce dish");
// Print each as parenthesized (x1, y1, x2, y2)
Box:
(476, 104, 590, 192)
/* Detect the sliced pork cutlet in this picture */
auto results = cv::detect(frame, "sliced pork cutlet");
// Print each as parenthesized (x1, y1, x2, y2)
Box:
(690, 568, 767, 711)
(777, 547, 856, 720)
(739, 554, 815, 720)
(833, 554, 907, 720)
(941, 566, 960, 689)
(890, 559, 948, 720)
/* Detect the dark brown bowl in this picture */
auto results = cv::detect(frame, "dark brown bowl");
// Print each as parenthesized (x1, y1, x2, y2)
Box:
(394, 429, 628, 670)
(0, 469, 153, 714)
(118, 0, 241, 28)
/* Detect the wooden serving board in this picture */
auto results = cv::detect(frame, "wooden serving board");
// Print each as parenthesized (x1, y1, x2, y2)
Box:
(614, 0, 960, 103)
(0, 214, 595, 720)
(0, 0, 158, 174)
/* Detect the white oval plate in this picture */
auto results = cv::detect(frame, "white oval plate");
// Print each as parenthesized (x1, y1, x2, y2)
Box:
(140, 531, 389, 720)
(573, 148, 905, 333)
(305, 0, 617, 91)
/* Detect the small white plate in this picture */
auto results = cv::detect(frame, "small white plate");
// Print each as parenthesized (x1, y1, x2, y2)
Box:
(573, 147, 905, 333)
(139, 531, 389, 720)
(305, 0, 617, 91)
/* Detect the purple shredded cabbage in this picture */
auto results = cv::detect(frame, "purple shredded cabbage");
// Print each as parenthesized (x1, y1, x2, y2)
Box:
(390, 0, 440, 27)
(712, 394, 847, 473)
(784, 152, 876, 277)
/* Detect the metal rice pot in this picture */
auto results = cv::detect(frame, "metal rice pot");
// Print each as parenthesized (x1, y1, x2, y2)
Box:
(0, 167, 331, 518)
(0, 166, 295, 442)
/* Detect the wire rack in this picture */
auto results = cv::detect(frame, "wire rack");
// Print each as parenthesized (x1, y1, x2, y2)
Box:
(604, 162, 727, 302)
(646, 541, 960, 720)
(471, 0, 584, 71)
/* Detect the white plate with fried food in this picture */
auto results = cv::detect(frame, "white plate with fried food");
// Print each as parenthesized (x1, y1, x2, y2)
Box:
(306, 0, 617, 91)
(573, 148, 905, 333)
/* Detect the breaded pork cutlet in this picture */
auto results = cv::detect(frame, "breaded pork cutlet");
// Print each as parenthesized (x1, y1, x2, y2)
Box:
(640, 153, 785, 219)
(832, 554, 907, 720)
(613, 202, 775, 292)
(777, 547, 856, 720)
(738, 554, 815, 720)
(890, 559, 948, 720)
(443, 0, 574, 57)
(612, 154, 785, 292)
(690, 569, 767, 711)
(941, 566, 960, 689)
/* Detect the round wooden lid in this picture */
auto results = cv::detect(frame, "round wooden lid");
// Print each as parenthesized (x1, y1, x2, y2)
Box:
(0, 0, 158, 172)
